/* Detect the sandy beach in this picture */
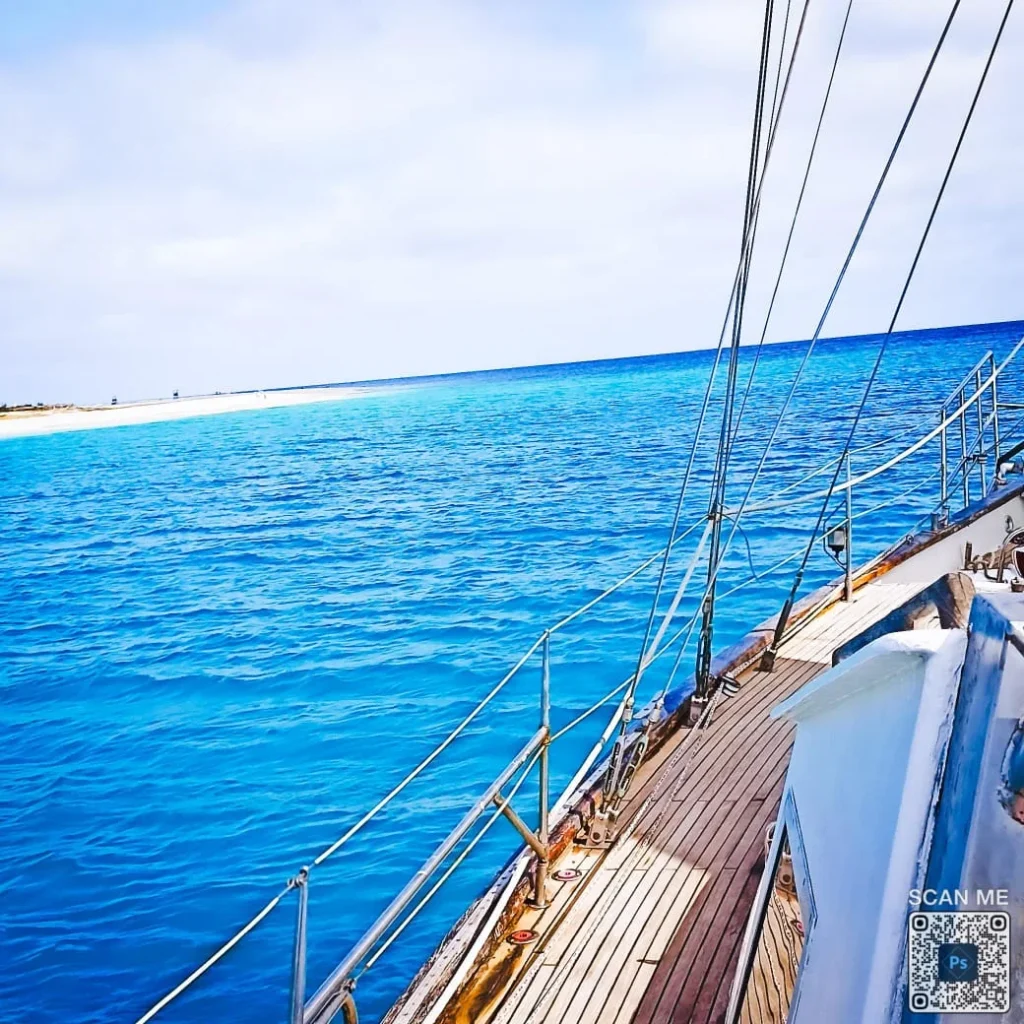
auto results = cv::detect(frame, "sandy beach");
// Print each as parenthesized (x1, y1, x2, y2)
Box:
(0, 386, 375, 440)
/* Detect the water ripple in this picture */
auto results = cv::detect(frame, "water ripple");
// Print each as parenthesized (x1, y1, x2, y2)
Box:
(1, 324, 1022, 1023)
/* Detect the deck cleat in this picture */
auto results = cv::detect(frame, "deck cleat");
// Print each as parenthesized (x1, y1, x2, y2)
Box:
(578, 809, 616, 848)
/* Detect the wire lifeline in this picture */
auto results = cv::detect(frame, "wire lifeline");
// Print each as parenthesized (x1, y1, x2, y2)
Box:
(664, 460, 950, 689)
(739, 445, 995, 659)
(746, 430, 900, 509)
(305, 728, 548, 1021)
(545, 597, 715, 828)
(623, 409, 975, 711)
(944, 401, 1024, 499)
(603, 395, 958, 727)
(312, 634, 544, 869)
(547, 529, 769, 822)
(547, 518, 705, 634)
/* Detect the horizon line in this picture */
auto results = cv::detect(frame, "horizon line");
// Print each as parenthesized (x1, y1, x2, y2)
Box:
(12, 315, 1024, 409)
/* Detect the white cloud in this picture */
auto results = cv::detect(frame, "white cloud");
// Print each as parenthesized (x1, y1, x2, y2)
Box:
(0, 0, 1021, 403)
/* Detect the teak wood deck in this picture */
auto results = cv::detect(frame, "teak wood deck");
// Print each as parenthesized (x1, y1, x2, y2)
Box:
(470, 581, 921, 1024)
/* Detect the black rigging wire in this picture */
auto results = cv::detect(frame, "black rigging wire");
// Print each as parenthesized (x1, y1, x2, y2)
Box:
(621, 0, 846, 734)
(603, 0, 784, 807)
(767, 0, 795, 134)
(728, 0, 855, 456)
(695, 0, 783, 699)
(762, 0, 1014, 667)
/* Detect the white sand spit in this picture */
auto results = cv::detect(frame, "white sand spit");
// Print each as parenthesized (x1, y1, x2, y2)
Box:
(0, 387, 376, 440)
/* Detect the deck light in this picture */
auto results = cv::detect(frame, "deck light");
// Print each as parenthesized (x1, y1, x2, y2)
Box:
(826, 523, 848, 556)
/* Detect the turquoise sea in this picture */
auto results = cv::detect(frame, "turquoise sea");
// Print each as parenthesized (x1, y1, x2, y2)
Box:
(2, 321, 1023, 1024)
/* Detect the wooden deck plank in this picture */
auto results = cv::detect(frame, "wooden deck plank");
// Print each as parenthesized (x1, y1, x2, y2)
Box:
(634, 754, 791, 1023)
(553, 804, 711, 1024)
(478, 583, 914, 1024)
(686, 783, 788, 1022)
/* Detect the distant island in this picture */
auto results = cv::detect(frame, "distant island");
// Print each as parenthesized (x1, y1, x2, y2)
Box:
(0, 386, 376, 440)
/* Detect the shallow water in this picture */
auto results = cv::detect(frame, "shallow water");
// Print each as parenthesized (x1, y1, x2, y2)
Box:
(2, 321, 1022, 1024)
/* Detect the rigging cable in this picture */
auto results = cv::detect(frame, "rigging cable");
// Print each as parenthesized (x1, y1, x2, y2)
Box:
(762, 0, 1014, 668)
(727, 0, 855, 458)
(623, 0, 781, 797)
(705, 0, 962, 652)
(602, 0, 804, 805)
(696, 0, 804, 698)
(668, 0, 857, 653)
(612, 0, 846, 751)
(644, 0, 838, 672)
(767, 0, 795, 135)
(643, 0, 970, 697)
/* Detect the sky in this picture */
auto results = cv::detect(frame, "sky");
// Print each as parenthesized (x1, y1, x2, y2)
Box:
(0, 0, 1020, 404)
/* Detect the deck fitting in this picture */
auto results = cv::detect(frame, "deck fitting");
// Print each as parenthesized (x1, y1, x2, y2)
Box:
(685, 695, 709, 726)
(578, 809, 616, 848)
(553, 868, 582, 882)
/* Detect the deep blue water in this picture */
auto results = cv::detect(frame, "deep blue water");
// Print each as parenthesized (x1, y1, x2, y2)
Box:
(2, 321, 1023, 1024)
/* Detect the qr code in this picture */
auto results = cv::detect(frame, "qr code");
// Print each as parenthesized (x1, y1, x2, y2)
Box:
(907, 911, 1010, 1012)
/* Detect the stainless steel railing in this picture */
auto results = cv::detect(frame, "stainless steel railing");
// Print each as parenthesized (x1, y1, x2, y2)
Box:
(939, 347, 1007, 514)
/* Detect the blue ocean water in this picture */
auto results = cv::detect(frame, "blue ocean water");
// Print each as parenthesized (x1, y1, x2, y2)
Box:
(2, 321, 1022, 1024)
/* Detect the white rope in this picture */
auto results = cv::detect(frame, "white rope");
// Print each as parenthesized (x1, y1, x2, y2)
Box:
(134, 882, 294, 1024)
(548, 519, 704, 634)
(550, 679, 630, 743)
(737, 337, 1024, 515)
(312, 635, 544, 868)
(749, 430, 905, 508)
(643, 520, 714, 669)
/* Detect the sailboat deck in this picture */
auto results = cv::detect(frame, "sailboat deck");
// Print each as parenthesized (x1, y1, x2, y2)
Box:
(475, 580, 921, 1024)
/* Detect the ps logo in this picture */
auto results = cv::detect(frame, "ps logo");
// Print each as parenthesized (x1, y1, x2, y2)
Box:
(938, 943, 979, 982)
